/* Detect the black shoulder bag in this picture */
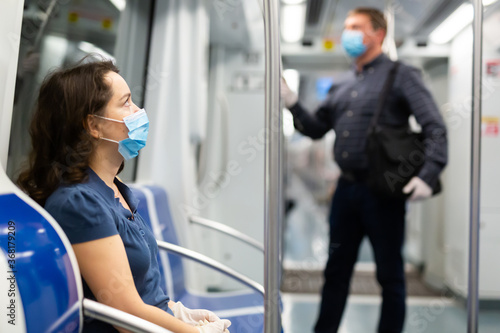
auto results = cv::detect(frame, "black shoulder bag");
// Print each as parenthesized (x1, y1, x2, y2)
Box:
(365, 62, 440, 198)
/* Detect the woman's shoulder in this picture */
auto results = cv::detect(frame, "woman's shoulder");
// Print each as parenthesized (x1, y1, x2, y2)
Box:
(44, 182, 118, 244)
(45, 181, 102, 208)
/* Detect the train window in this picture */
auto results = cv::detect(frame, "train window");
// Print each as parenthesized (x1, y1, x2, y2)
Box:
(7, 0, 153, 183)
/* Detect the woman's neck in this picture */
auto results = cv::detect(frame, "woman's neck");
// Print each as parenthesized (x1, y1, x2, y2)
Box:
(88, 153, 122, 189)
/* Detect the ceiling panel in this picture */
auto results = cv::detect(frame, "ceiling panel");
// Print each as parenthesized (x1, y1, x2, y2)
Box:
(302, 0, 459, 44)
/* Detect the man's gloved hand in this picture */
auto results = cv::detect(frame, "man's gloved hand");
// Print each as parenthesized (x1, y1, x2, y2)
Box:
(196, 319, 231, 333)
(171, 301, 219, 325)
(403, 177, 432, 201)
(281, 77, 298, 109)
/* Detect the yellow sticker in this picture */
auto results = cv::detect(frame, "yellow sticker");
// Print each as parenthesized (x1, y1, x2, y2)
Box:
(68, 12, 79, 23)
(102, 18, 113, 30)
(323, 39, 335, 51)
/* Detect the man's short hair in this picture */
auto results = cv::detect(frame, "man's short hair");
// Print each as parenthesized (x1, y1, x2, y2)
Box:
(348, 7, 387, 32)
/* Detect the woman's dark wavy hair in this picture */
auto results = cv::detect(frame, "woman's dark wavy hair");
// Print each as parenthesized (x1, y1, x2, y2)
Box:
(17, 57, 120, 206)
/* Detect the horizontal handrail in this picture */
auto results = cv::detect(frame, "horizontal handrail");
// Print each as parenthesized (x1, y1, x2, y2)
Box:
(83, 298, 174, 333)
(157, 240, 265, 296)
(189, 215, 264, 253)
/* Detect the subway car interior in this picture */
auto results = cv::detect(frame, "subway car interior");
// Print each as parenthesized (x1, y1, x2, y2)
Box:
(1, 0, 500, 332)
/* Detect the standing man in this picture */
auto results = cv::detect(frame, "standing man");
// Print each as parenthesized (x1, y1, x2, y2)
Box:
(281, 7, 447, 333)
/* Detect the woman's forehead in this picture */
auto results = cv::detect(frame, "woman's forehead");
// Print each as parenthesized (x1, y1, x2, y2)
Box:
(104, 72, 129, 94)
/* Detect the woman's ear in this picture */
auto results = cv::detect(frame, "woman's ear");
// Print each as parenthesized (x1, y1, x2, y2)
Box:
(85, 114, 101, 139)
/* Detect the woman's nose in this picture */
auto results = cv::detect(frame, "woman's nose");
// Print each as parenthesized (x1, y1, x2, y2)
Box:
(132, 102, 141, 113)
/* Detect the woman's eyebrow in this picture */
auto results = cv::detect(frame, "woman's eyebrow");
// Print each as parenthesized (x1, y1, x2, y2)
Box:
(119, 93, 131, 102)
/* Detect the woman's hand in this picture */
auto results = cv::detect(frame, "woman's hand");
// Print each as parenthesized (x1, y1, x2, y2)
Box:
(171, 301, 220, 324)
(171, 301, 231, 329)
(195, 319, 231, 333)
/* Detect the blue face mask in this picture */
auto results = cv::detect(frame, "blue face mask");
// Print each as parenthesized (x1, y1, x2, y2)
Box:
(341, 30, 367, 58)
(95, 109, 149, 160)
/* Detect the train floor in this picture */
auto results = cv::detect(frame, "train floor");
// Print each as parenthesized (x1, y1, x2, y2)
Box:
(281, 215, 500, 332)
(280, 293, 500, 333)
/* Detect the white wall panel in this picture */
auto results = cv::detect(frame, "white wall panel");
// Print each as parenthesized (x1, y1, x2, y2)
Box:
(199, 48, 266, 289)
(0, 0, 24, 169)
(444, 8, 500, 298)
(443, 25, 473, 297)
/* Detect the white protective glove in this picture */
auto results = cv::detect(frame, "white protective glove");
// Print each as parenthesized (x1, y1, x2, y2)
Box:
(281, 77, 299, 109)
(196, 319, 231, 333)
(403, 177, 432, 201)
(171, 301, 220, 325)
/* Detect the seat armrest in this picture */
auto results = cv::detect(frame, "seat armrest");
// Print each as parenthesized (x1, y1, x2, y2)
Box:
(157, 240, 265, 296)
(83, 298, 174, 333)
(189, 215, 264, 253)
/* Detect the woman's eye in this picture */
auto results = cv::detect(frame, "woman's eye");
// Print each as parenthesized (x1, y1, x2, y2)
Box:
(124, 100, 130, 107)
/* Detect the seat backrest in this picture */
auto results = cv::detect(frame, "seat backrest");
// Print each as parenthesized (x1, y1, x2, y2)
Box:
(130, 185, 186, 300)
(0, 191, 82, 333)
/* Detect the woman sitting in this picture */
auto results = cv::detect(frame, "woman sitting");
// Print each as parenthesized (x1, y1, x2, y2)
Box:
(18, 57, 230, 333)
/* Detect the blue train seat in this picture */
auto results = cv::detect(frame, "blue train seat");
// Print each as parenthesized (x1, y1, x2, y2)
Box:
(0, 192, 82, 333)
(131, 185, 268, 332)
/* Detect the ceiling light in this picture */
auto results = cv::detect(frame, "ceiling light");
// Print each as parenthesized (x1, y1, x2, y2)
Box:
(281, 0, 306, 4)
(483, 0, 498, 6)
(430, 0, 498, 44)
(429, 3, 473, 44)
(110, 0, 126, 11)
(78, 42, 115, 60)
(281, 4, 306, 43)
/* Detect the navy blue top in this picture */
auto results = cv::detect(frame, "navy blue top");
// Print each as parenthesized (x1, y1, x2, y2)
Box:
(289, 53, 448, 189)
(45, 168, 171, 332)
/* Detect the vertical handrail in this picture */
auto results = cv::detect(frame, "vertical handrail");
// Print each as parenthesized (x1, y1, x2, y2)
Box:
(263, 0, 282, 332)
(468, 1, 483, 333)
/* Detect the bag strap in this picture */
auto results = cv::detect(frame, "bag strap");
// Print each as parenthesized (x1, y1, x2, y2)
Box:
(368, 61, 400, 131)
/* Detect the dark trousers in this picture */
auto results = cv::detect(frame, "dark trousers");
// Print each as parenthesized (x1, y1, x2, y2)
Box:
(314, 177, 407, 333)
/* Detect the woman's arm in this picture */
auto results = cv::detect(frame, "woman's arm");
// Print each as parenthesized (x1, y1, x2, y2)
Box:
(73, 235, 199, 333)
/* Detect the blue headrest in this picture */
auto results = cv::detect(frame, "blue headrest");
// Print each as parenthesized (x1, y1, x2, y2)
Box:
(0, 193, 82, 333)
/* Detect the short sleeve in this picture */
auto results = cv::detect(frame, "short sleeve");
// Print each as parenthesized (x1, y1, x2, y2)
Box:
(45, 186, 118, 244)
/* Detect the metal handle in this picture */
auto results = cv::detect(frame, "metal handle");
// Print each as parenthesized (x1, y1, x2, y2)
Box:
(83, 298, 174, 333)
(189, 215, 264, 252)
(156, 240, 265, 296)
(468, 1, 483, 332)
(263, 0, 282, 332)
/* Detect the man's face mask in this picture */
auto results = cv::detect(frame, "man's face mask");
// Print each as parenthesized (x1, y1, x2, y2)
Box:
(341, 30, 367, 58)
(95, 109, 149, 160)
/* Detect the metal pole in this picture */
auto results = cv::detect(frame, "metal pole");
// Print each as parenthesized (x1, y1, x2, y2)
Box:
(468, 1, 483, 332)
(263, 0, 282, 332)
